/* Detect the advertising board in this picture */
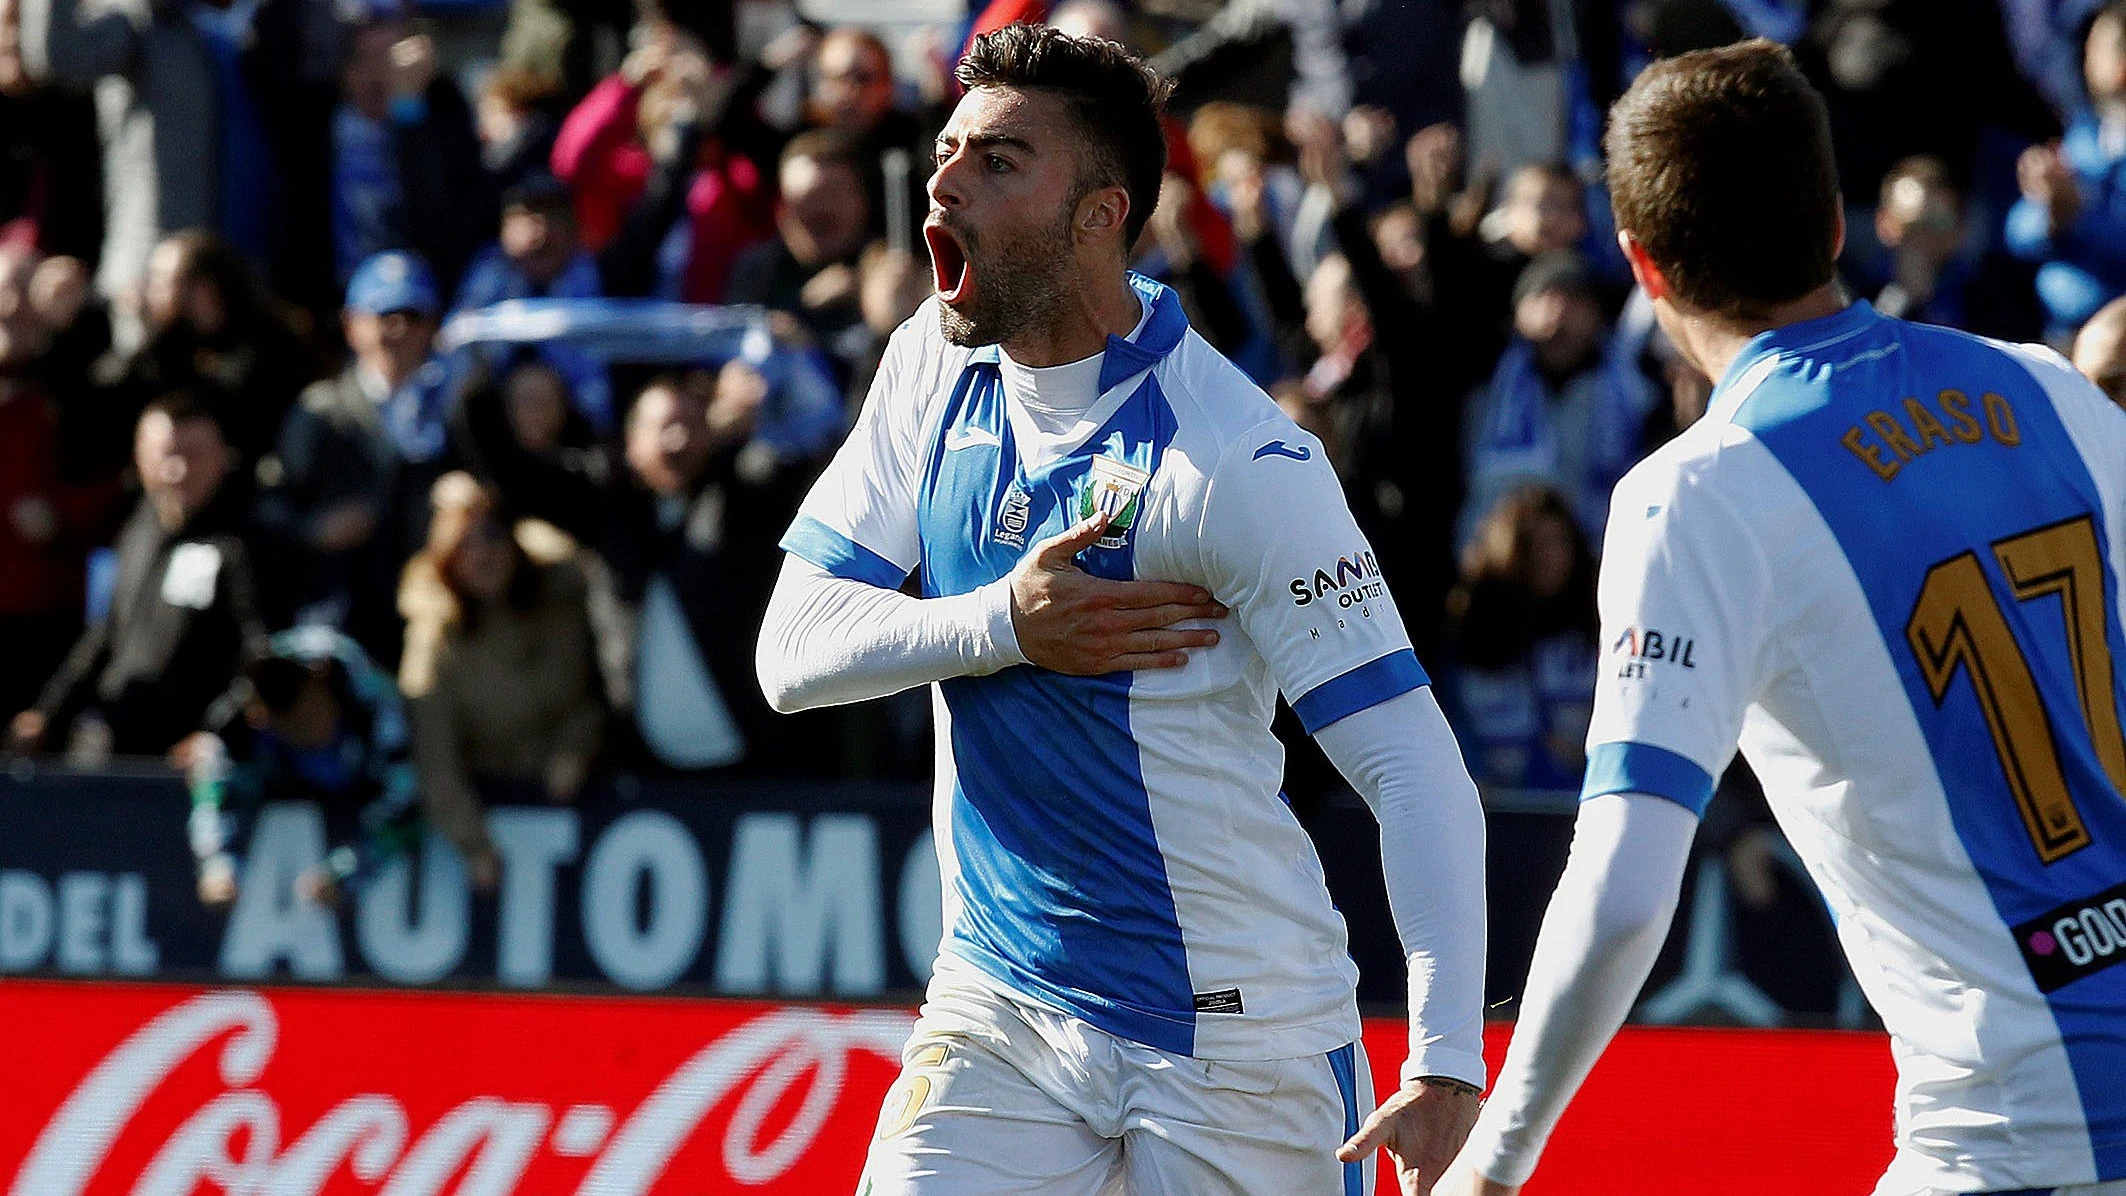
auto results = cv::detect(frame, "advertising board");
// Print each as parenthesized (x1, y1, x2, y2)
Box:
(0, 980, 1895, 1194)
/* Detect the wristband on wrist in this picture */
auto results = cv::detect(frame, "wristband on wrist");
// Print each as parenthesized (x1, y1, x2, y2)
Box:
(1413, 1074, 1483, 1098)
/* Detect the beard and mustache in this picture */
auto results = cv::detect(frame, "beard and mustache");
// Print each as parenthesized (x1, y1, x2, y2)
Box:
(931, 206, 1078, 350)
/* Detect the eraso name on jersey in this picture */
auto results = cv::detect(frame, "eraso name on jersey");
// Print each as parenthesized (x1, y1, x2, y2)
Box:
(1610, 626, 1696, 679)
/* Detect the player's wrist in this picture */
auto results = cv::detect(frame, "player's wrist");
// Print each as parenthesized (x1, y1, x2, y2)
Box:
(1409, 1074, 1483, 1098)
(1401, 1044, 1487, 1095)
(976, 576, 1028, 668)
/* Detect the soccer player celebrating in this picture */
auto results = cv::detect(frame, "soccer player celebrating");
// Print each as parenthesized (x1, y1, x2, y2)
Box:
(1438, 41, 2126, 1196)
(755, 24, 1487, 1196)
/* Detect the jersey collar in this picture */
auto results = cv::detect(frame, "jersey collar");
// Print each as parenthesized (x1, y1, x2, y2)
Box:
(1098, 273, 1188, 392)
(964, 272, 1187, 395)
(1705, 299, 1880, 424)
(1715, 299, 1880, 395)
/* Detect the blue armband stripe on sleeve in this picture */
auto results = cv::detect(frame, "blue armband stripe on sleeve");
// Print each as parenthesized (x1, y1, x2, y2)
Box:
(1580, 741, 1716, 816)
(1292, 648, 1430, 734)
(780, 515, 910, 590)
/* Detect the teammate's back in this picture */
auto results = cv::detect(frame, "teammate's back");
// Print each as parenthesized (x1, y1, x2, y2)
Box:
(1594, 300, 2126, 1186)
(1449, 40, 2126, 1196)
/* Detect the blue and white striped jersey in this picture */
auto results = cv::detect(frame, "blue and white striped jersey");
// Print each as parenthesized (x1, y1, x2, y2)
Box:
(1587, 300, 2126, 1191)
(782, 276, 1427, 1061)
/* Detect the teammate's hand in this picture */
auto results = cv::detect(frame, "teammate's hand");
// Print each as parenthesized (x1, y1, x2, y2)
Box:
(1009, 513, 1226, 675)
(1336, 1080, 1483, 1196)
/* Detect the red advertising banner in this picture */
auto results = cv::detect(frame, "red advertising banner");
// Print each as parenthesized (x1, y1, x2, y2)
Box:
(0, 980, 1895, 1194)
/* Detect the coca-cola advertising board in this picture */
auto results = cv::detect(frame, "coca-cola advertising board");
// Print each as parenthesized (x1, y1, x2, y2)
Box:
(0, 979, 1896, 1194)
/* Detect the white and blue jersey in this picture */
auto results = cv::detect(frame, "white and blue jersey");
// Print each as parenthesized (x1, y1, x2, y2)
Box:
(1587, 300, 2126, 1191)
(782, 276, 1426, 1061)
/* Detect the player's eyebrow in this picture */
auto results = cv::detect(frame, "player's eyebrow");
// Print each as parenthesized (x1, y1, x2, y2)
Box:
(935, 133, 1038, 157)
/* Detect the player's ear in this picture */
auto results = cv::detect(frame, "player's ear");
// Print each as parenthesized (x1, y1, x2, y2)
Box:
(1078, 185, 1129, 241)
(1619, 230, 1669, 302)
(1832, 199, 1847, 259)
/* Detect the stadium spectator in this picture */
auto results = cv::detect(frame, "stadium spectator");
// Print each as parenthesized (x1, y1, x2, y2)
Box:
(184, 625, 422, 909)
(1461, 250, 1654, 547)
(1480, 160, 1590, 299)
(724, 131, 875, 380)
(453, 173, 601, 311)
(451, 174, 613, 430)
(15, 0, 323, 331)
(2009, 0, 2126, 334)
(331, 17, 494, 296)
(850, 241, 933, 398)
(257, 251, 460, 662)
(397, 472, 602, 891)
(797, 27, 932, 246)
(1442, 484, 1598, 791)
(476, 64, 564, 194)
(0, 0, 101, 265)
(450, 357, 608, 542)
(1277, 114, 1503, 660)
(1133, 170, 1261, 366)
(1872, 155, 1979, 331)
(106, 229, 319, 472)
(593, 370, 823, 774)
(10, 392, 274, 759)
(549, 23, 771, 304)
(0, 245, 119, 714)
(1868, 154, 2046, 341)
(2072, 293, 2126, 407)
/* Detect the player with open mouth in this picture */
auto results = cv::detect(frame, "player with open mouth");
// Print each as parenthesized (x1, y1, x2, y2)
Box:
(760, 22, 1489, 1196)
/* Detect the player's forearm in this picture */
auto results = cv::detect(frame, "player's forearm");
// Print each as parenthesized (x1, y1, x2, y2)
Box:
(1461, 793, 1697, 1186)
(1313, 687, 1488, 1089)
(756, 554, 1026, 713)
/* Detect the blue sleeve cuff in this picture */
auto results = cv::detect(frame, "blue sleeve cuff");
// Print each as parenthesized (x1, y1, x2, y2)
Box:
(1580, 741, 1715, 816)
(1292, 648, 1430, 734)
(780, 515, 910, 590)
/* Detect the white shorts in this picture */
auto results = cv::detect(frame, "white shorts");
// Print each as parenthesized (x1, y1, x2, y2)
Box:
(856, 973, 1375, 1196)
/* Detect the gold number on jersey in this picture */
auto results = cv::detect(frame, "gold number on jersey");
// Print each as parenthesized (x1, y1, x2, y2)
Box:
(1905, 515, 2125, 863)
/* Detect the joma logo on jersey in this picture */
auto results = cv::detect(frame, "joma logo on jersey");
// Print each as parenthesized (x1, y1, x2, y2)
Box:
(1611, 626, 1696, 679)
(2016, 880, 2126, 992)
(1290, 550, 1385, 608)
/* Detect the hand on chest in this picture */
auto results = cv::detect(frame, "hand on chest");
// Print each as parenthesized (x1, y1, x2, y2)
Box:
(918, 361, 1174, 597)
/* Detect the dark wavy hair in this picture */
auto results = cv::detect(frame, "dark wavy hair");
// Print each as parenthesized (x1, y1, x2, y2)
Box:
(955, 23, 1172, 248)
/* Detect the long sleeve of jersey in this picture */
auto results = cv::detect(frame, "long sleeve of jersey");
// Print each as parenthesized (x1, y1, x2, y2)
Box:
(1457, 791, 1700, 1185)
(755, 553, 1027, 712)
(1313, 685, 1489, 1090)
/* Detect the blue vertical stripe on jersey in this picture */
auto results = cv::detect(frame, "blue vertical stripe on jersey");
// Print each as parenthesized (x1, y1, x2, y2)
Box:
(1291, 649, 1431, 733)
(779, 514, 911, 589)
(917, 282, 1198, 1055)
(1730, 302, 2126, 1177)
(1580, 741, 1717, 815)
(1329, 1043, 1364, 1196)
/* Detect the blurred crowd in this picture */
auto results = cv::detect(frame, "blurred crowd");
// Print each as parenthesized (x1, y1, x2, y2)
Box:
(5, 0, 2126, 913)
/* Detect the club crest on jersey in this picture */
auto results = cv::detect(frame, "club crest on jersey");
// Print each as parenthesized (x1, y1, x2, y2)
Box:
(1077, 453, 1151, 549)
(994, 485, 1032, 548)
